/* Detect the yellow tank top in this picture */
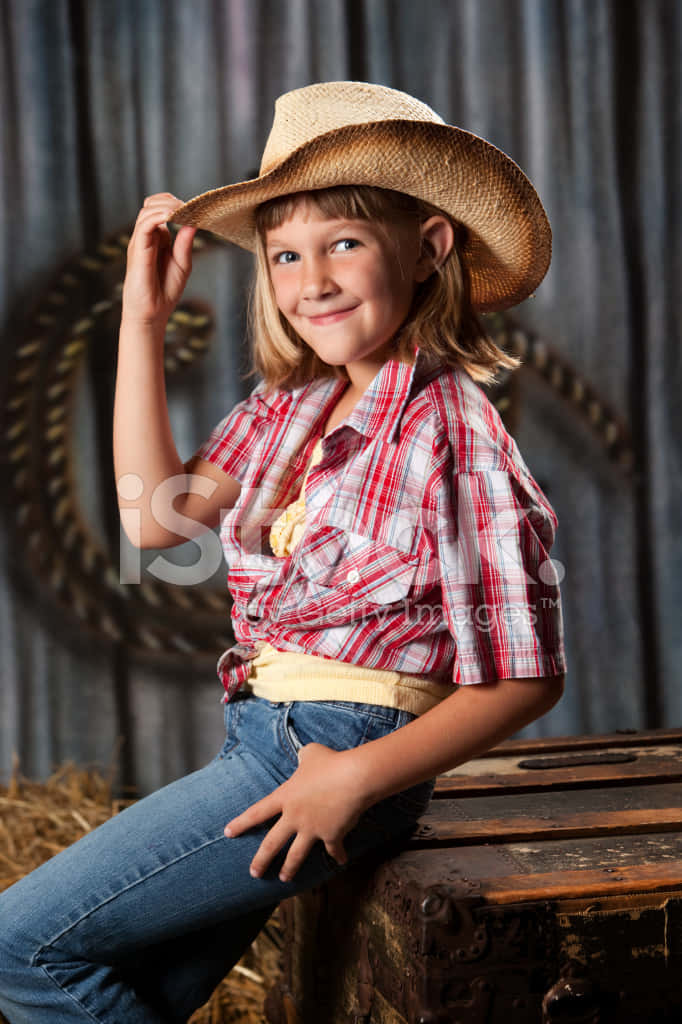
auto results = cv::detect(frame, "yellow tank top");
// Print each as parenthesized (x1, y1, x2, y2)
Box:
(243, 438, 452, 715)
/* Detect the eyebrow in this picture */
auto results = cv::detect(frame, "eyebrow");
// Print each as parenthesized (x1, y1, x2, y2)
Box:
(265, 220, 372, 249)
(265, 237, 294, 250)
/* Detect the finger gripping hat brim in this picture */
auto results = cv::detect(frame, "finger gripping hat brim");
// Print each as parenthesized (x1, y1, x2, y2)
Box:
(172, 115, 551, 313)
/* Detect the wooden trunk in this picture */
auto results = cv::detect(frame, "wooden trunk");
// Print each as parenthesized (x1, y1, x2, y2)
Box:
(264, 727, 682, 1023)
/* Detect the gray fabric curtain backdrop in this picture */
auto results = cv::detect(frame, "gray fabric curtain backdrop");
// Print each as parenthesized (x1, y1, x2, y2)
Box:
(1, 0, 680, 795)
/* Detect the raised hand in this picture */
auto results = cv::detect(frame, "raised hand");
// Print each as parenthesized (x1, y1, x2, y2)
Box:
(224, 742, 372, 883)
(121, 192, 196, 328)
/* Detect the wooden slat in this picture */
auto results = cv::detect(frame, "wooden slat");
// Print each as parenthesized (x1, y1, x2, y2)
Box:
(424, 780, 682, 825)
(481, 726, 682, 757)
(391, 834, 682, 904)
(430, 780, 681, 817)
(411, 806, 682, 847)
(434, 748, 682, 795)
(478, 861, 682, 904)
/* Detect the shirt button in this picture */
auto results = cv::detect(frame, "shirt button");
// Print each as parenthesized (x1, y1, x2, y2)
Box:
(346, 568, 361, 584)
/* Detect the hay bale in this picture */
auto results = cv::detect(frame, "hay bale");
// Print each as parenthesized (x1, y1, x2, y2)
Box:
(0, 758, 281, 1024)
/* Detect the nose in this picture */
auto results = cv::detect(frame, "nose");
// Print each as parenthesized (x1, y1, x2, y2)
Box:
(299, 256, 338, 301)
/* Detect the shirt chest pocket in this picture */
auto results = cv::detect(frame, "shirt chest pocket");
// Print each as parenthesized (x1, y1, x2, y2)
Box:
(290, 525, 419, 607)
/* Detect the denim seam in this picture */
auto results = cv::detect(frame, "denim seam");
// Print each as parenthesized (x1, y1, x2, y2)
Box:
(32, 833, 229, 963)
(35, 962, 102, 1023)
(331, 705, 405, 725)
(219, 700, 242, 758)
(293, 699, 408, 727)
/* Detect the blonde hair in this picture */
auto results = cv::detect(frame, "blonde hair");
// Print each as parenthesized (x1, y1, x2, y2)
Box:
(248, 186, 519, 390)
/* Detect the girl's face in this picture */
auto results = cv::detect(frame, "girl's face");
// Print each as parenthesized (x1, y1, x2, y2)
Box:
(265, 203, 425, 392)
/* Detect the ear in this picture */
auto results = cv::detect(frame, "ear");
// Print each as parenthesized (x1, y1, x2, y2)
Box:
(415, 215, 455, 282)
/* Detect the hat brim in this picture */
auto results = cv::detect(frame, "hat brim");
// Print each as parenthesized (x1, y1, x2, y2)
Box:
(171, 120, 551, 313)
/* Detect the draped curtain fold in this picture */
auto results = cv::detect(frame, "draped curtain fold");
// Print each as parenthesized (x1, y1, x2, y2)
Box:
(1, 0, 680, 795)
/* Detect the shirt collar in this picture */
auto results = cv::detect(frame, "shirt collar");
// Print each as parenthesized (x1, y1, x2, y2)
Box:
(343, 346, 445, 444)
(254, 346, 445, 444)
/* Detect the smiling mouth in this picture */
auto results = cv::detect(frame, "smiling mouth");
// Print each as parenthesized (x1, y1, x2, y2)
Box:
(306, 307, 357, 325)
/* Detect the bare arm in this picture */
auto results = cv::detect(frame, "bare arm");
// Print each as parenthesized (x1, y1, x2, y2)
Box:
(346, 673, 565, 805)
(114, 193, 241, 548)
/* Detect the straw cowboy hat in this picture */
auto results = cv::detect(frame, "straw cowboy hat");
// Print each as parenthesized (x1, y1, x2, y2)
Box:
(172, 81, 551, 312)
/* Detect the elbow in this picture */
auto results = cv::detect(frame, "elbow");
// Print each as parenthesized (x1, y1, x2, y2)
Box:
(118, 494, 213, 550)
(129, 533, 176, 551)
(502, 673, 565, 720)
(540, 673, 565, 714)
(120, 522, 157, 550)
(119, 511, 184, 550)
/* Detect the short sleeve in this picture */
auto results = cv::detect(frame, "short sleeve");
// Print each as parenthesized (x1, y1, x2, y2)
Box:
(192, 383, 268, 485)
(436, 468, 566, 685)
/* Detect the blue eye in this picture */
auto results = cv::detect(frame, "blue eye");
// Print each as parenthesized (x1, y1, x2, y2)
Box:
(333, 239, 359, 252)
(274, 251, 299, 264)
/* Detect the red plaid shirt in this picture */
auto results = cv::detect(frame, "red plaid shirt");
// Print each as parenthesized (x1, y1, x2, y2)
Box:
(196, 348, 566, 701)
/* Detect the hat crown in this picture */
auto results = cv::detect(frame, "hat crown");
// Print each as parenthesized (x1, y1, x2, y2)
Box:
(259, 81, 445, 175)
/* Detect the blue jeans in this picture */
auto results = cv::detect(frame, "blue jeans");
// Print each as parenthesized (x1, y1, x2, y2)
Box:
(0, 695, 435, 1022)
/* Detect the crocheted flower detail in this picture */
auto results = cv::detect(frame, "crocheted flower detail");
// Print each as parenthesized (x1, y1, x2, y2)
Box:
(270, 438, 324, 557)
(270, 497, 308, 557)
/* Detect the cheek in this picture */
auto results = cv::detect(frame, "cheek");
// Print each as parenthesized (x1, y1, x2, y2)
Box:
(270, 274, 294, 313)
(370, 268, 414, 322)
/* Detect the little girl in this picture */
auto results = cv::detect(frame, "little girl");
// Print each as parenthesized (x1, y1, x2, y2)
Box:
(0, 82, 565, 1023)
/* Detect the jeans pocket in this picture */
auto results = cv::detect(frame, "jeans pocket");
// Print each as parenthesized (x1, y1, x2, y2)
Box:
(283, 700, 382, 758)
